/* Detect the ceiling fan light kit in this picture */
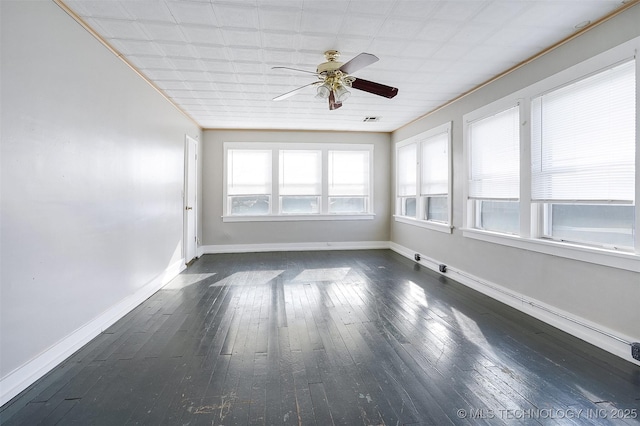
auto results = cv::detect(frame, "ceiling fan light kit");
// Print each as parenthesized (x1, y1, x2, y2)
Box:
(272, 50, 398, 110)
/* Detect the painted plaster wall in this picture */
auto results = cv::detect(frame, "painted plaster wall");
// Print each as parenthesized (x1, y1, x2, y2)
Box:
(1, 0, 201, 383)
(201, 130, 391, 247)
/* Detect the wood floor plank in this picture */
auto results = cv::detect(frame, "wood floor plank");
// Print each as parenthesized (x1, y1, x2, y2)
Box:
(308, 382, 334, 425)
(3, 250, 639, 426)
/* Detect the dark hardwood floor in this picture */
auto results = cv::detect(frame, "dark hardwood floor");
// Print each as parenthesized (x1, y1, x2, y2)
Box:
(2, 250, 639, 425)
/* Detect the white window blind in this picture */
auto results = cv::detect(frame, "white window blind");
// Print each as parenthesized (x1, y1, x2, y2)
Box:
(468, 106, 520, 200)
(531, 59, 636, 203)
(420, 132, 449, 196)
(328, 150, 369, 196)
(397, 143, 417, 197)
(279, 150, 322, 195)
(228, 149, 271, 195)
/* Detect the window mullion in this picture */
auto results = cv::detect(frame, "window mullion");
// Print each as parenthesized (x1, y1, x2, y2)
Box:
(415, 144, 422, 220)
(272, 148, 279, 215)
(635, 54, 640, 254)
(321, 149, 329, 214)
(519, 101, 532, 238)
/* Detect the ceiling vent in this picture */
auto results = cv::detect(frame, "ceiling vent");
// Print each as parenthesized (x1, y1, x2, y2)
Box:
(363, 116, 380, 122)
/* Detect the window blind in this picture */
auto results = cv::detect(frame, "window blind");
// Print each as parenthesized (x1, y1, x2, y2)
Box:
(468, 105, 520, 200)
(531, 59, 636, 203)
(397, 143, 417, 197)
(328, 150, 369, 196)
(228, 149, 272, 195)
(279, 150, 322, 196)
(420, 132, 449, 196)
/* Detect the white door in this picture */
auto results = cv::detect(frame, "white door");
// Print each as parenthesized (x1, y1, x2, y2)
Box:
(184, 136, 197, 264)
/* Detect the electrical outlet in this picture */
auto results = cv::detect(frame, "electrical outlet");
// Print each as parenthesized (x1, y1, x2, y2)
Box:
(632, 342, 640, 361)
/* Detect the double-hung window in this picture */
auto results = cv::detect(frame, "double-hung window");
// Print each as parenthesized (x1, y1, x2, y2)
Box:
(463, 36, 638, 271)
(227, 149, 272, 216)
(421, 129, 450, 223)
(395, 122, 452, 231)
(396, 142, 417, 217)
(531, 60, 636, 249)
(328, 150, 370, 213)
(224, 142, 374, 220)
(279, 150, 321, 214)
(467, 105, 521, 234)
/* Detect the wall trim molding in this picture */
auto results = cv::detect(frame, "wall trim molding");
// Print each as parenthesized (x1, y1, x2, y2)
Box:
(199, 241, 390, 256)
(0, 259, 186, 407)
(389, 242, 640, 367)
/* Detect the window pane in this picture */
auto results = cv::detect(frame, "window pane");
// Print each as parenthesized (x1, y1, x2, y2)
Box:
(424, 196, 448, 223)
(401, 197, 417, 217)
(421, 132, 448, 196)
(397, 143, 417, 197)
(532, 60, 635, 202)
(229, 195, 270, 215)
(280, 150, 321, 196)
(329, 197, 367, 213)
(547, 204, 634, 248)
(328, 151, 370, 196)
(227, 149, 271, 195)
(476, 200, 519, 234)
(281, 196, 319, 214)
(468, 106, 520, 199)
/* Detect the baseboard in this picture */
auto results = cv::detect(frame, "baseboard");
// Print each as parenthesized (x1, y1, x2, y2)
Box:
(389, 242, 640, 367)
(200, 240, 390, 254)
(0, 259, 186, 407)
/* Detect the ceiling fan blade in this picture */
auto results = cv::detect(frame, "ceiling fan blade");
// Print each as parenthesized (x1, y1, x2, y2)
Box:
(271, 66, 319, 75)
(351, 78, 398, 99)
(339, 53, 379, 74)
(273, 82, 319, 101)
(328, 91, 342, 110)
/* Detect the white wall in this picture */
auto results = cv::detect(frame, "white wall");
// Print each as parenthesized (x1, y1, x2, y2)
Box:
(0, 1, 201, 403)
(391, 5, 640, 364)
(201, 130, 390, 250)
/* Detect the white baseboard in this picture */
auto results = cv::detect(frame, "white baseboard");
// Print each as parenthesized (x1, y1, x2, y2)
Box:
(389, 242, 640, 367)
(0, 259, 186, 407)
(200, 240, 390, 255)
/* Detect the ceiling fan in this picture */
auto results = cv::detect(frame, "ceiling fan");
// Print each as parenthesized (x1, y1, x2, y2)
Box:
(272, 50, 398, 110)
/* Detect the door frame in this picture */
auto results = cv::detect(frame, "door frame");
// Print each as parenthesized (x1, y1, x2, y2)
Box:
(183, 135, 198, 264)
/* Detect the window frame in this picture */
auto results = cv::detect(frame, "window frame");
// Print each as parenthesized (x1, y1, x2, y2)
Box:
(279, 149, 322, 215)
(394, 122, 453, 233)
(461, 36, 639, 273)
(226, 148, 273, 216)
(223, 142, 375, 222)
(465, 102, 524, 236)
(327, 149, 372, 215)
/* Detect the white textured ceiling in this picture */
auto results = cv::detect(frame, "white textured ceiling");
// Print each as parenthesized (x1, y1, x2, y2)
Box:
(62, 0, 628, 132)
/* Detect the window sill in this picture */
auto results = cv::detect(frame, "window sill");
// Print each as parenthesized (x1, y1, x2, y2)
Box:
(222, 214, 375, 223)
(462, 228, 639, 272)
(393, 215, 453, 234)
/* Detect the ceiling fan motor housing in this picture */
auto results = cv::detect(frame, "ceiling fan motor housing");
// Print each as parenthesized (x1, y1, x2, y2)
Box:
(317, 50, 344, 74)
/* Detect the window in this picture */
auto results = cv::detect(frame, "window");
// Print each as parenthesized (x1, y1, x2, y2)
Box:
(462, 36, 639, 271)
(279, 150, 321, 214)
(223, 143, 374, 221)
(421, 131, 449, 223)
(395, 122, 452, 231)
(227, 149, 271, 215)
(328, 150, 370, 213)
(467, 105, 520, 234)
(531, 59, 636, 249)
(396, 143, 417, 217)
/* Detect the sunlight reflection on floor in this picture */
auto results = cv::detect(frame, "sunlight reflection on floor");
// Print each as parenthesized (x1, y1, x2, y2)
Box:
(291, 267, 351, 283)
(209, 270, 285, 287)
